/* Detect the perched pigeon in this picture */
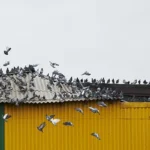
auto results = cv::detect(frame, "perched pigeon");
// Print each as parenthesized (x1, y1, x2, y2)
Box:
(112, 79, 115, 84)
(3, 61, 10, 66)
(138, 80, 141, 84)
(37, 122, 46, 132)
(89, 107, 100, 114)
(4, 47, 11, 55)
(46, 114, 55, 121)
(2, 114, 11, 122)
(116, 79, 119, 84)
(82, 71, 91, 76)
(120, 99, 127, 102)
(63, 121, 73, 126)
(75, 108, 83, 114)
(91, 132, 100, 140)
(50, 118, 60, 125)
(32, 64, 39, 67)
(97, 101, 107, 107)
(49, 61, 59, 68)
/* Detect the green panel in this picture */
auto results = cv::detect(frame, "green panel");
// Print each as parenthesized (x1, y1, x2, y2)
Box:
(0, 103, 4, 150)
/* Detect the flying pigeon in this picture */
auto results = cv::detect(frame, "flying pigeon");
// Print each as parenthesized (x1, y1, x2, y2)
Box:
(75, 108, 83, 114)
(82, 71, 91, 76)
(37, 122, 46, 132)
(63, 121, 74, 126)
(91, 132, 100, 140)
(3, 61, 10, 66)
(46, 114, 55, 121)
(97, 101, 107, 107)
(2, 114, 11, 122)
(89, 107, 100, 114)
(49, 61, 59, 68)
(4, 47, 11, 55)
(50, 118, 60, 125)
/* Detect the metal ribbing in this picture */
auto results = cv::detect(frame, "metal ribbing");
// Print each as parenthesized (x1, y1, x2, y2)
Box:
(4, 101, 150, 150)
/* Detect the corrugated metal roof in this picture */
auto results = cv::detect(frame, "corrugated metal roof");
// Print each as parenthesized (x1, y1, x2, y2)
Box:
(0, 73, 99, 104)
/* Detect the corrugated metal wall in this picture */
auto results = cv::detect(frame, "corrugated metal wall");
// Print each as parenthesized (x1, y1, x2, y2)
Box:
(4, 101, 150, 150)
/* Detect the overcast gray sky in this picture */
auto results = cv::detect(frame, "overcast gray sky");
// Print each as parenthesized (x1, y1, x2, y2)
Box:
(0, 0, 149, 82)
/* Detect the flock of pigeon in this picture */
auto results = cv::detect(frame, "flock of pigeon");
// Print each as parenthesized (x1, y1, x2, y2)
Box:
(2, 105, 102, 140)
(0, 46, 147, 141)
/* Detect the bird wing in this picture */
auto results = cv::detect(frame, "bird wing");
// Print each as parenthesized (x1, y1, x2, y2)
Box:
(52, 119, 60, 124)
(3, 114, 7, 119)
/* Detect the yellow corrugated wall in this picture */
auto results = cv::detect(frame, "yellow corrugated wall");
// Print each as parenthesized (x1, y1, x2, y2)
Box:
(4, 101, 150, 150)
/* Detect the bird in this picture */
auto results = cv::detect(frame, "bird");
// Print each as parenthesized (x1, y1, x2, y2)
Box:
(138, 80, 141, 84)
(107, 79, 110, 84)
(63, 121, 74, 126)
(143, 80, 148, 85)
(112, 79, 115, 84)
(3, 61, 10, 66)
(120, 99, 128, 102)
(131, 80, 137, 85)
(49, 61, 59, 68)
(37, 122, 46, 132)
(116, 79, 119, 84)
(75, 108, 83, 114)
(2, 114, 11, 122)
(97, 101, 107, 107)
(82, 71, 91, 76)
(32, 64, 39, 67)
(46, 114, 55, 121)
(4, 47, 11, 55)
(91, 132, 100, 140)
(89, 107, 100, 114)
(50, 118, 60, 125)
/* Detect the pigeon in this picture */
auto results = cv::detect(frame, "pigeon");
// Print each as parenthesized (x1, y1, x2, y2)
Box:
(138, 80, 141, 84)
(46, 114, 55, 121)
(32, 64, 39, 67)
(131, 80, 137, 85)
(82, 71, 91, 76)
(89, 107, 100, 114)
(2, 114, 11, 122)
(112, 79, 115, 84)
(143, 80, 148, 85)
(37, 122, 46, 132)
(120, 99, 128, 102)
(47, 84, 52, 91)
(4, 47, 11, 55)
(50, 118, 60, 125)
(97, 101, 107, 107)
(75, 108, 83, 114)
(3, 61, 10, 66)
(91, 132, 100, 140)
(107, 79, 110, 84)
(49, 61, 59, 68)
(63, 121, 74, 126)
(116, 79, 119, 84)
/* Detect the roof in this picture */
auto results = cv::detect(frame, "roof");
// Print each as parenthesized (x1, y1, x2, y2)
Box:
(0, 66, 150, 104)
(0, 72, 123, 105)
